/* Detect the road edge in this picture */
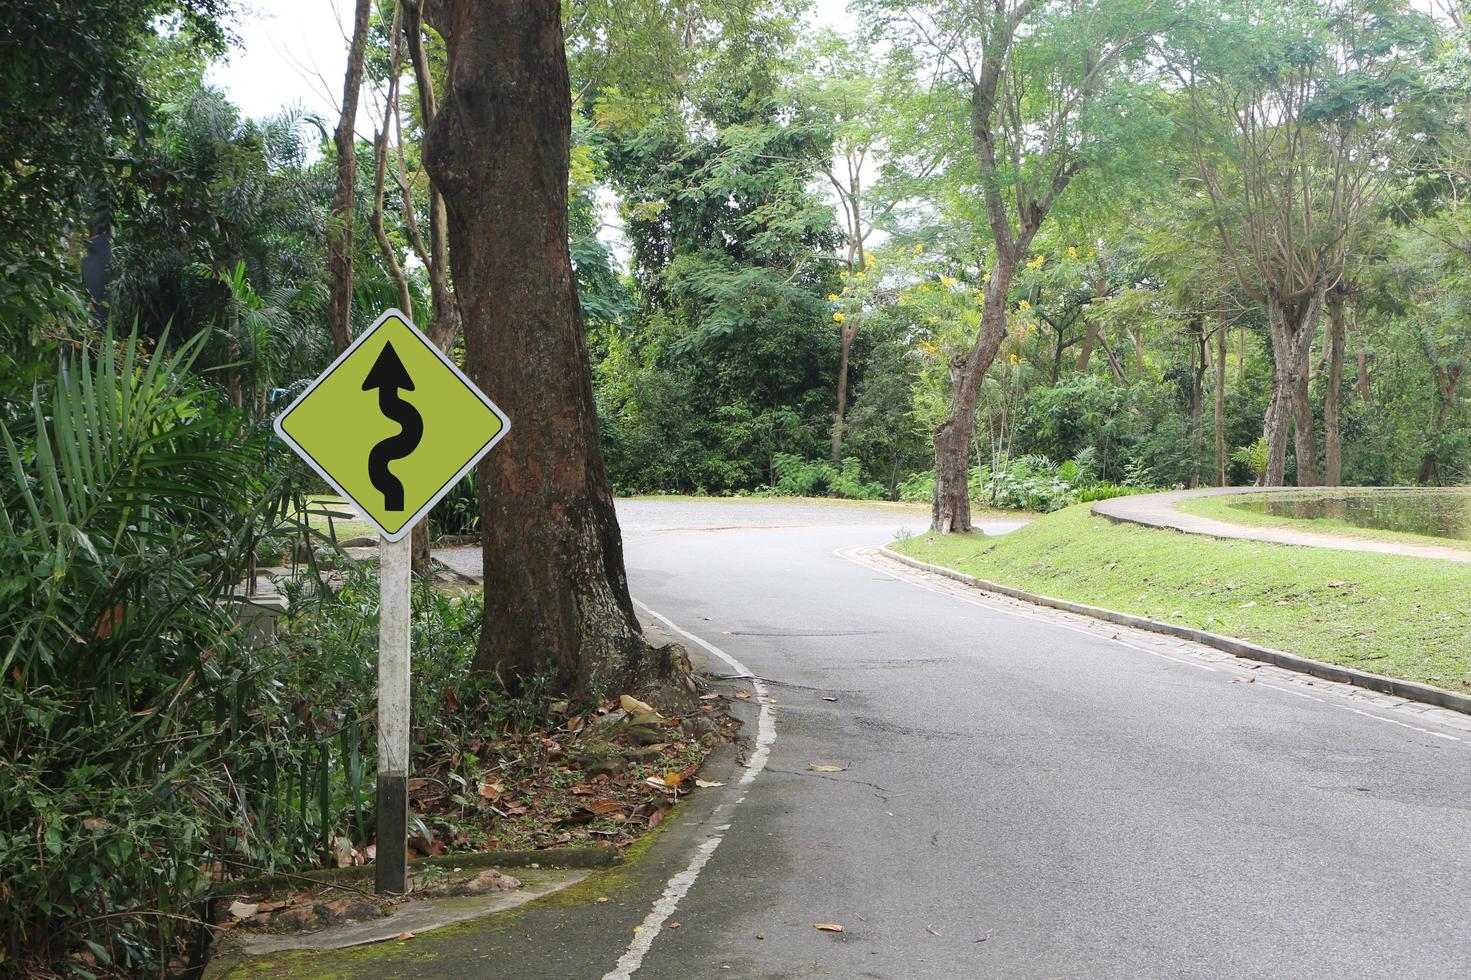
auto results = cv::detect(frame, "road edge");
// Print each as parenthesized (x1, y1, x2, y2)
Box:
(877, 545, 1471, 717)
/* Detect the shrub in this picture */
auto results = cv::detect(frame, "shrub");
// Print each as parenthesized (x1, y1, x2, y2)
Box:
(770, 454, 886, 500)
(0, 332, 272, 970)
(1231, 438, 1269, 484)
(0, 333, 499, 973)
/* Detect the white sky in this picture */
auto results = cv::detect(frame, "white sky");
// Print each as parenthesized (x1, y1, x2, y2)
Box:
(209, 0, 853, 128)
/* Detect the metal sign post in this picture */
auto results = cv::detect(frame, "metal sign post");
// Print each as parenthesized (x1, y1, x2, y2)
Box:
(375, 533, 413, 893)
(271, 309, 509, 896)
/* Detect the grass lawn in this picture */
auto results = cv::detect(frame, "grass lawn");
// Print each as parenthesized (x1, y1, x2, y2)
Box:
(891, 503, 1471, 691)
(290, 494, 379, 542)
(1177, 490, 1471, 554)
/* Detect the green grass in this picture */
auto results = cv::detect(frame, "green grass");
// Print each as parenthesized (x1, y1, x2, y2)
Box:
(891, 504, 1471, 691)
(1178, 490, 1471, 554)
(290, 494, 379, 542)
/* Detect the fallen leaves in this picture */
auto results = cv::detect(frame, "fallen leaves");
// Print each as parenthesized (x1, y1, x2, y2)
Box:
(813, 922, 845, 933)
(694, 778, 723, 788)
(809, 763, 847, 773)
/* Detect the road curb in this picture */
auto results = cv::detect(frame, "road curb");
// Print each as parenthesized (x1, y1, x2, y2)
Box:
(877, 545, 1471, 717)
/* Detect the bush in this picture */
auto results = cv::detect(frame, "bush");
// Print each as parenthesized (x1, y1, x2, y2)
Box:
(1231, 437, 1269, 484)
(430, 470, 480, 538)
(770, 454, 886, 500)
(0, 333, 502, 974)
(0, 333, 274, 970)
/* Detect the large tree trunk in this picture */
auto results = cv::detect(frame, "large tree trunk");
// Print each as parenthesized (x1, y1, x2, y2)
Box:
(424, 0, 668, 694)
(1214, 313, 1226, 486)
(932, 254, 1015, 533)
(325, 0, 373, 355)
(1262, 290, 1321, 486)
(1323, 292, 1346, 486)
(1290, 363, 1315, 486)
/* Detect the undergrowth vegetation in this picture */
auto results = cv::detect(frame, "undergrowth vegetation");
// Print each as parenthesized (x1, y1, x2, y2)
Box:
(0, 334, 548, 975)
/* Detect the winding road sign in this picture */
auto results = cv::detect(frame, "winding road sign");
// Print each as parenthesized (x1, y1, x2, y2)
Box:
(273, 308, 510, 541)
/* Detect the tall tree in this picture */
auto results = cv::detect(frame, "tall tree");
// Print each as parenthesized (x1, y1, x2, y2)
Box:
(424, 0, 672, 693)
(876, 0, 1165, 532)
(1171, 0, 1427, 485)
(326, 0, 374, 355)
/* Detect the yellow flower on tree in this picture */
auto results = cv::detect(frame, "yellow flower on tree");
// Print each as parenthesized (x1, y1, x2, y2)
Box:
(940, 276, 957, 288)
(827, 293, 839, 302)
(1026, 254, 1046, 270)
(833, 312, 845, 323)
(855, 271, 866, 280)
(840, 270, 849, 279)
(1068, 246, 1079, 258)
(1017, 299, 1031, 311)
(864, 253, 876, 269)
(913, 243, 924, 254)
(982, 272, 991, 283)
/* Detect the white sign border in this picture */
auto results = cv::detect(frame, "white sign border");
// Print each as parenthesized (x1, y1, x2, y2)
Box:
(272, 308, 511, 543)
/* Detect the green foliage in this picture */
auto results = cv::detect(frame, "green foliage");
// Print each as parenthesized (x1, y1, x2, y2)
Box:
(1232, 438, 1270, 483)
(0, 331, 499, 972)
(0, 331, 271, 969)
(769, 454, 887, 500)
(0, 0, 228, 256)
(429, 471, 480, 538)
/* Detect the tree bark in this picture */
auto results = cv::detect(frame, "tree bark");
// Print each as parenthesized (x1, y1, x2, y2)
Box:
(424, 0, 669, 695)
(1188, 315, 1205, 488)
(831, 319, 857, 464)
(932, 251, 1017, 533)
(326, 0, 374, 355)
(1262, 290, 1321, 486)
(1214, 311, 1226, 486)
(1323, 291, 1346, 486)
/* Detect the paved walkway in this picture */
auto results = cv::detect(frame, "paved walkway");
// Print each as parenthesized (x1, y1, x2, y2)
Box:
(1093, 486, 1471, 563)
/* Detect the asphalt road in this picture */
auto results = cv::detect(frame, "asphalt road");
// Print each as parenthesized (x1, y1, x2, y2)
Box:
(611, 499, 1471, 979)
(285, 498, 1471, 979)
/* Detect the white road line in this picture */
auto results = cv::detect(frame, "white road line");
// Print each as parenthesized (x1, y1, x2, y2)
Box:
(603, 601, 776, 980)
(848, 546, 1468, 746)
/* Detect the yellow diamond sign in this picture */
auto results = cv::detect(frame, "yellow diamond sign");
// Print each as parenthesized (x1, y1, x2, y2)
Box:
(273, 309, 510, 541)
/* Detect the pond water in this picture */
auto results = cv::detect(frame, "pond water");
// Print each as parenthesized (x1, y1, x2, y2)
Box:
(1227, 489, 1471, 542)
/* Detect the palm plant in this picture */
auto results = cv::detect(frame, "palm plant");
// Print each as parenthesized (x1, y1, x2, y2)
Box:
(0, 330, 272, 971)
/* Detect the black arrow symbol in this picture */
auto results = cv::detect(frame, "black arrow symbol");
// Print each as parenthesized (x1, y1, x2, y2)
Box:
(362, 341, 423, 511)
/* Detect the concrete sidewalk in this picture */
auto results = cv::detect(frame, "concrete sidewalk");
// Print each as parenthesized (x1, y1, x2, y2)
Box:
(1093, 486, 1471, 563)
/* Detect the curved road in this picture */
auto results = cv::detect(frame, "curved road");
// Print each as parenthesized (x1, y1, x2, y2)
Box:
(314, 499, 1471, 978)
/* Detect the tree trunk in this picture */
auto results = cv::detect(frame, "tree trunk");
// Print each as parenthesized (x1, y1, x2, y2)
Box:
(424, 0, 670, 695)
(932, 253, 1015, 533)
(830, 321, 855, 464)
(1076, 256, 1109, 373)
(1188, 316, 1205, 488)
(1076, 318, 1100, 374)
(325, 0, 373, 355)
(1214, 313, 1226, 486)
(1262, 290, 1321, 487)
(1290, 363, 1315, 486)
(1324, 292, 1346, 486)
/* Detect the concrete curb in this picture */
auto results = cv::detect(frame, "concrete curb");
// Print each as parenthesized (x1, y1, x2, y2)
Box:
(877, 545, 1471, 717)
(212, 846, 622, 900)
